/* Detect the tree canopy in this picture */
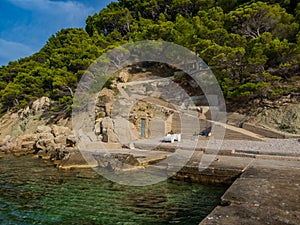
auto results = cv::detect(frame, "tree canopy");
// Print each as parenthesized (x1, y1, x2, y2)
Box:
(0, 0, 299, 114)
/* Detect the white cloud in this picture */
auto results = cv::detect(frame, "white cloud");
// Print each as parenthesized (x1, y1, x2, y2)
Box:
(0, 39, 33, 65)
(7, 0, 94, 25)
(1, 0, 103, 65)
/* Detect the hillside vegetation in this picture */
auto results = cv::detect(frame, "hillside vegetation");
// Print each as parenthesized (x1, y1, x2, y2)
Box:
(0, 0, 299, 116)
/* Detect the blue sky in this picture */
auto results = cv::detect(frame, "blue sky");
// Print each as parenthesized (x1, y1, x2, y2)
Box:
(0, 0, 114, 66)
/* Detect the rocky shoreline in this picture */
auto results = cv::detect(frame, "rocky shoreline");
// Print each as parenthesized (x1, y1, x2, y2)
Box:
(0, 97, 77, 163)
(0, 124, 76, 159)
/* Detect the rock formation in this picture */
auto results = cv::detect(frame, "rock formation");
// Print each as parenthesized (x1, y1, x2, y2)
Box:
(0, 97, 76, 162)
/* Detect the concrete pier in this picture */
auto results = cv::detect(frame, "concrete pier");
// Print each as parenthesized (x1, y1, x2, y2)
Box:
(199, 158, 300, 225)
(59, 138, 300, 224)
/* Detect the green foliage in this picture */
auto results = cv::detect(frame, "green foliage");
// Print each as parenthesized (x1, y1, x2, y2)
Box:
(226, 1, 299, 41)
(0, 0, 299, 114)
(227, 82, 270, 99)
(270, 86, 298, 98)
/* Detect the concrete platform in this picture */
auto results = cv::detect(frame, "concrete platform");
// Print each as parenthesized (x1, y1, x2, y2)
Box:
(59, 138, 300, 225)
(199, 159, 300, 225)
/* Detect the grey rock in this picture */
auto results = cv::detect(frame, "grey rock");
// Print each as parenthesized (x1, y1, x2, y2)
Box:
(35, 139, 55, 151)
(38, 132, 54, 140)
(36, 125, 52, 133)
(51, 125, 71, 137)
(54, 135, 67, 145)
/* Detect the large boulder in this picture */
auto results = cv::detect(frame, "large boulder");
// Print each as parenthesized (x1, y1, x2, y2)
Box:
(35, 139, 56, 151)
(19, 97, 51, 119)
(18, 134, 39, 143)
(38, 132, 55, 140)
(10, 136, 37, 155)
(51, 125, 71, 137)
(31, 97, 51, 113)
(36, 125, 52, 133)
(54, 135, 67, 145)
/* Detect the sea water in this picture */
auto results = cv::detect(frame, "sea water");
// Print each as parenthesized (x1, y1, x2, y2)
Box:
(0, 155, 227, 225)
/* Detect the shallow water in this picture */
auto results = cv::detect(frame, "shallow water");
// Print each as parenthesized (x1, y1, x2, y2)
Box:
(0, 155, 227, 225)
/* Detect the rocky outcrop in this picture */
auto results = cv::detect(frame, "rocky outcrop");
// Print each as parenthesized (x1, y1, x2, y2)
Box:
(0, 97, 72, 139)
(0, 97, 76, 161)
(0, 97, 51, 139)
(95, 88, 116, 118)
(247, 103, 300, 135)
(2, 124, 76, 160)
(93, 153, 140, 171)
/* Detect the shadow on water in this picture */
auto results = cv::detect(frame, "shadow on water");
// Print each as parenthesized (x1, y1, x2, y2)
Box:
(0, 155, 228, 225)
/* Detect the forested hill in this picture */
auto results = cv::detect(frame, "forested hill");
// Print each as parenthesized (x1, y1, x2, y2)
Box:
(0, 0, 299, 115)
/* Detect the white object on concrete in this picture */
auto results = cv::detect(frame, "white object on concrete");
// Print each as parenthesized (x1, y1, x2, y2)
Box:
(163, 134, 181, 143)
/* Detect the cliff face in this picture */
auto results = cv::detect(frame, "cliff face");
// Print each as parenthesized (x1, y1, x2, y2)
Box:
(0, 97, 52, 139)
(248, 103, 300, 135)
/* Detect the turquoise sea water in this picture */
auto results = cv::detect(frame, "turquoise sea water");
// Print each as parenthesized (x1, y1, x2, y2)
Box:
(0, 155, 227, 225)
